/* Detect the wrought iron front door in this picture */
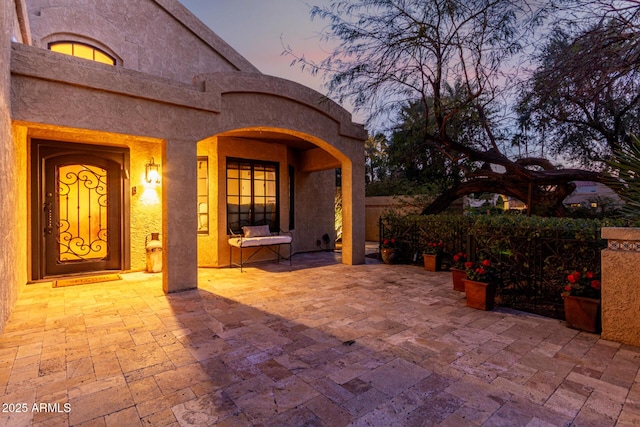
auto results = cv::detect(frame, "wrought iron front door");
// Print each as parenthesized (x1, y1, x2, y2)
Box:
(36, 145, 124, 278)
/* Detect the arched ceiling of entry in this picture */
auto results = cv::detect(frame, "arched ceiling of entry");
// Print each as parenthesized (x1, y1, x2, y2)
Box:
(220, 128, 316, 151)
(217, 126, 348, 166)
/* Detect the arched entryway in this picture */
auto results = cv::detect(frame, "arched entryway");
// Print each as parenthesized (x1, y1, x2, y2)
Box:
(196, 126, 352, 268)
(195, 72, 368, 268)
(12, 45, 366, 293)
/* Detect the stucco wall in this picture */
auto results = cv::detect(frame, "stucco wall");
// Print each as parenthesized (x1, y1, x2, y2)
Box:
(0, 0, 28, 333)
(196, 136, 218, 266)
(25, 0, 257, 83)
(364, 196, 464, 241)
(365, 196, 426, 241)
(601, 227, 640, 346)
(129, 142, 163, 271)
(295, 169, 337, 252)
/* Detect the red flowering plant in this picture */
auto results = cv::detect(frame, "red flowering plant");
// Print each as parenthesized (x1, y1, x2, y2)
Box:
(423, 241, 444, 255)
(464, 259, 497, 284)
(561, 269, 601, 299)
(381, 237, 399, 249)
(451, 251, 467, 269)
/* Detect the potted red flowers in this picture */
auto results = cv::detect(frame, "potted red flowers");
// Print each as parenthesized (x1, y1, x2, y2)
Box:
(380, 238, 399, 264)
(422, 241, 443, 271)
(463, 259, 497, 310)
(450, 252, 467, 291)
(562, 269, 601, 333)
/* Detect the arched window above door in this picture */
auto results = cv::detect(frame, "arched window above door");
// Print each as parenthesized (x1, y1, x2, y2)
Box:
(49, 41, 116, 65)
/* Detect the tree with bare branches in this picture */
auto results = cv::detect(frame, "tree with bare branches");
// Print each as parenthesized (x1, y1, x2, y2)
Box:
(516, 2, 640, 167)
(286, 0, 640, 216)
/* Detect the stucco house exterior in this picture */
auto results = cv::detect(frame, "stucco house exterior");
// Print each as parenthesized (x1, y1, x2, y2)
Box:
(1, 0, 367, 331)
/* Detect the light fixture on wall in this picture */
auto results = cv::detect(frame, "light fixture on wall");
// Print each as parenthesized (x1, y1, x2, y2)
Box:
(145, 157, 160, 184)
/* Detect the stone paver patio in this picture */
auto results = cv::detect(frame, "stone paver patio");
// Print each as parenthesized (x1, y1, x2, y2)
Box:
(1, 249, 639, 426)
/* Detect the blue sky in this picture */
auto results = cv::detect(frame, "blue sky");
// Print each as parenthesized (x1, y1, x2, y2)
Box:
(180, 0, 332, 95)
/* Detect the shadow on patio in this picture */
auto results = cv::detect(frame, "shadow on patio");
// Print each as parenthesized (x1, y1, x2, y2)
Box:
(0, 251, 639, 426)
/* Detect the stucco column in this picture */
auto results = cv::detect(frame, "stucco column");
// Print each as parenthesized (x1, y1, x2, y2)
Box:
(601, 227, 640, 346)
(341, 160, 366, 265)
(1, 1, 20, 333)
(162, 138, 198, 293)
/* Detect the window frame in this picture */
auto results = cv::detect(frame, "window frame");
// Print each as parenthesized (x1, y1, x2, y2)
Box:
(48, 41, 116, 65)
(226, 158, 280, 234)
(288, 165, 295, 230)
(197, 157, 209, 235)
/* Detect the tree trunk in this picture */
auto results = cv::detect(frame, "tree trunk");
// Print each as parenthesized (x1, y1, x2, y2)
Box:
(421, 169, 608, 216)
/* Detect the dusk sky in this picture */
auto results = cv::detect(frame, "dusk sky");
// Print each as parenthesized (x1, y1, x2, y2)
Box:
(180, 1, 334, 99)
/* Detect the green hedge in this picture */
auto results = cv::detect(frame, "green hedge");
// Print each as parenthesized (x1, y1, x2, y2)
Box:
(381, 214, 630, 253)
(380, 214, 632, 319)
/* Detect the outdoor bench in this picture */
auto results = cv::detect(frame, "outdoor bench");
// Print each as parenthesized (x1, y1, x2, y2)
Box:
(228, 225, 293, 272)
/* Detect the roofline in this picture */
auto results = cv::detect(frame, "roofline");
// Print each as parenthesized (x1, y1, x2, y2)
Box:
(153, 0, 260, 73)
(14, 0, 32, 45)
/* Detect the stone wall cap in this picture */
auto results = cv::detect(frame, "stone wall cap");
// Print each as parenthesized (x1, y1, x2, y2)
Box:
(601, 227, 640, 241)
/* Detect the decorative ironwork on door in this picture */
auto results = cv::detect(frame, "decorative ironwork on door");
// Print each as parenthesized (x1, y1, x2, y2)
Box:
(32, 140, 127, 279)
(57, 164, 109, 262)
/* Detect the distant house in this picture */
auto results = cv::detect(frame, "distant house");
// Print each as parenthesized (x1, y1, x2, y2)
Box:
(563, 181, 623, 209)
(462, 181, 621, 213)
(1, 0, 366, 331)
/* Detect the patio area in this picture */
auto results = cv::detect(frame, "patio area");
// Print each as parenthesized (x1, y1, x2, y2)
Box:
(1, 249, 639, 426)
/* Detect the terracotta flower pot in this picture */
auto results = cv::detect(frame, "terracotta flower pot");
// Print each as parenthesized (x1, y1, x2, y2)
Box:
(463, 279, 495, 310)
(451, 268, 466, 291)
(563, 295, 601, 333)
(423, 254, 441, 271)
(381, 248, 399, 264)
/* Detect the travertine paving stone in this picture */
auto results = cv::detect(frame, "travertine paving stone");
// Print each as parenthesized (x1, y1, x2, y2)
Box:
(0, 250, 639, 426)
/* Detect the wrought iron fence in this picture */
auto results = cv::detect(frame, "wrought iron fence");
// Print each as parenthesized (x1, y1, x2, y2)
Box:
(379, 215, 470, 266)
(469, 226, 604, 319)
(379, 215, 606, 320)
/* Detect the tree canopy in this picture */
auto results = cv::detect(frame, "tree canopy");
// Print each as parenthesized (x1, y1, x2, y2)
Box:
(286, 0, 640, 215)
(515, 8, 640, 167)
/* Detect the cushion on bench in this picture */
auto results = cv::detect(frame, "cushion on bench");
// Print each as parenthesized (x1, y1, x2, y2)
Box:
(242, 225, 271, 238)
(228, 235, 293, 248)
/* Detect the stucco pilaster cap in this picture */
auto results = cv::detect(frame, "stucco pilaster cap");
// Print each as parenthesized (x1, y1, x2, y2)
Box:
(601, 227, 640, 241)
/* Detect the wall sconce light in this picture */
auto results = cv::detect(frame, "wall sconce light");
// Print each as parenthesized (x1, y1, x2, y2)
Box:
(145, 157, 160, 184)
